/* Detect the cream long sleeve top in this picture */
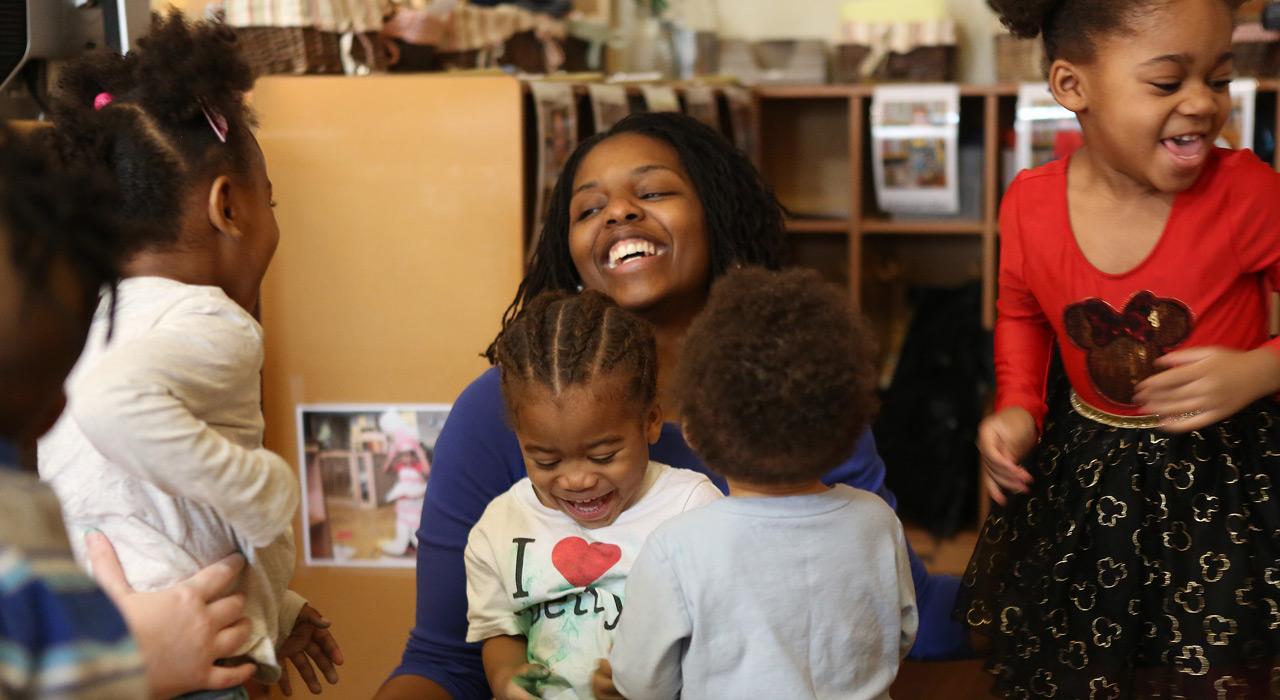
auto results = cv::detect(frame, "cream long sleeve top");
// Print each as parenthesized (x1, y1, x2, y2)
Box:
(38, 276, 303, 684)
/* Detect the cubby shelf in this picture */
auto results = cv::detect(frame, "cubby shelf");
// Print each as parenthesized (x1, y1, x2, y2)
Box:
(785, 217, 852, 234)
(861, 218, 985, 235)
(753, 82, 1280, 334)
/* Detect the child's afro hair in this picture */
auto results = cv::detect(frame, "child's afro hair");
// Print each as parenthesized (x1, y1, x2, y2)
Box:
(988, 0, 1246, 63)
(48, 10, 257, 250)
(0, 123, 135, 302)
(676, 266, 879, 486)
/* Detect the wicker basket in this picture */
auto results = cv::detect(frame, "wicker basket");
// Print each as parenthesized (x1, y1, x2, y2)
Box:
(995, 34, 1044, 83)
(875, 45, 954, 82)
(348, 31, 392, 72)
(234, 26, 344, 75)
(833, 44, 872, 83)
(833, 44, 954, 83)
(1227, 23, 1280, 77)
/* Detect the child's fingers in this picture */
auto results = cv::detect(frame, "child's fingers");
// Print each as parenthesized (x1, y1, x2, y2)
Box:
(290, 651, 323, 694)
(206, 662, 256, 693)
(983, 473, 1007, 506)
(278, 665, 294, 697)
(297, 604, 332, 629)
(1152, 346, 1215, 369)
(313, 627, 343, 666)
(592, 659, 625, 700)
(305, 638, 340, 684)
(1157, 408, 1220, 434)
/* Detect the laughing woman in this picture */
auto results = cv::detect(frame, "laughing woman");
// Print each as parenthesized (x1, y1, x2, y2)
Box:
(375, 112, 970, 700)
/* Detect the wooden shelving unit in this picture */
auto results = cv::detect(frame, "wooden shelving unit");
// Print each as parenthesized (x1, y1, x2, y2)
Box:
(753, 82, 1280, 337)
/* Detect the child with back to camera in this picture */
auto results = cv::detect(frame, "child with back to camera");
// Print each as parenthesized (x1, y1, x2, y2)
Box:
(595, 266, 917, 700)
(0, 122, 269, 700)
(36, 12, 341, 697)
(962, 0, 1280, 696)
(466, 289, 723, 700)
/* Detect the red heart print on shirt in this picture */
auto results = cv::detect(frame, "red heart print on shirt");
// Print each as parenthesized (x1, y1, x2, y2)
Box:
(551, 537, 621, 588)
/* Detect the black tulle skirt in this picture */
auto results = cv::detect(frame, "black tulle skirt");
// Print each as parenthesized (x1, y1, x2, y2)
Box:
(956, 394, 1280, 699)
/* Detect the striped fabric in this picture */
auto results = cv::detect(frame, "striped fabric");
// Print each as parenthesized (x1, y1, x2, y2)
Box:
(839, 19, 957, 52)
(0, 446, 146, 700)
(214, 0, 383, 33)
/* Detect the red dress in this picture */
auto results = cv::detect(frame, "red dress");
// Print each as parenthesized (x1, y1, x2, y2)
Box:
(959, 148, 1280, 699)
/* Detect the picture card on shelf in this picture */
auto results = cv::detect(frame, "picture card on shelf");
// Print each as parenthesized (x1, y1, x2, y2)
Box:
(871, 83, 960, 216)
(640, 84, 681, 113)
(529, 80, 579, 257)
(1218, 77, 1257, 151)
(587, 83, 631, 132)
(683, 86, 721, 132)
(1014, 82, 1080, 174)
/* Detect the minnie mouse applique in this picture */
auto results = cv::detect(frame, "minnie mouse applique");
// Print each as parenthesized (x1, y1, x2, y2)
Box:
(1063, 291, 1193, 405)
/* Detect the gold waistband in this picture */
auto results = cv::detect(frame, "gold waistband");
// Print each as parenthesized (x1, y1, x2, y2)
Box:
(1068, 391, 1198, 429)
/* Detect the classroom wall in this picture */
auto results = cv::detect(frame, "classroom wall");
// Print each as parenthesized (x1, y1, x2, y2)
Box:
(253, 73, 524, 699)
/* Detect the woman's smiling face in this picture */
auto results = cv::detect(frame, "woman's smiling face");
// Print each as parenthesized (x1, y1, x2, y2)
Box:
(568, 133, 710, 316)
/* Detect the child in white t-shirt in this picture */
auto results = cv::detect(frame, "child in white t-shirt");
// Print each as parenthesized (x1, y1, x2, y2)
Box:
(465, 290, 721, 700)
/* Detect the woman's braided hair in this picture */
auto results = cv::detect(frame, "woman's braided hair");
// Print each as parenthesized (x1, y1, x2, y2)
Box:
(485, 111, 786, 362)
(492, 290, 658, 422)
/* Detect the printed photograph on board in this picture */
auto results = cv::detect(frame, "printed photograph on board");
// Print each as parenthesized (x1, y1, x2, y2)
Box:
(298, 404, 451, 567)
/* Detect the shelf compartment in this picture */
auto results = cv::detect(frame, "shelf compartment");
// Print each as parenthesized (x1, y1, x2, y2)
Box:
(786, 217, 851, 234)
(860, 217, 985, 235)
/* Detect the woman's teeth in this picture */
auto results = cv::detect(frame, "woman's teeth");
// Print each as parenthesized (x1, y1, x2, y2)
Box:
(608, 240, 658, 269)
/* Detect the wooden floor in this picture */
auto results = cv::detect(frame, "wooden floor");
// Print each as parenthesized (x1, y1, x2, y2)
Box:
(888, 526, 1001, 699)
(892, 659, 999, 699)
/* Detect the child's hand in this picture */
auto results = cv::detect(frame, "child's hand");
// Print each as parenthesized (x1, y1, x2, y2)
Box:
(495, 663, 550, 700)
(276, 604, 343, 696)
(977, 407, 1038, 505)
(592, 659, 627, 700)
(1135, 346, 1280, 433)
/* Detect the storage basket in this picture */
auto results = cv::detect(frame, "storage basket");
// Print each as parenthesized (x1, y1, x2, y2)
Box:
(875, 45, 954, 82)
(235, 26, 344, 75)
(833, 20, 956, 84)
(833, 44, 872, 83)
(1232, 23, 1280, 78)
(995, 33, 1044, 83)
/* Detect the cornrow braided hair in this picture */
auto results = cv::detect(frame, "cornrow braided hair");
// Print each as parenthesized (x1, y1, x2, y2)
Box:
(493, 290, 658, 422)
(48, 10, 257, 249)
(988, 0, 1246, 63)
(0, 124, 135, 306)
(485, 111, 787, 362)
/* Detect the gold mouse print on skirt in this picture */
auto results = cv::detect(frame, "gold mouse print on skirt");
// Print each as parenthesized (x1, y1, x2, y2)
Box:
(1063, 291, 1193, 405)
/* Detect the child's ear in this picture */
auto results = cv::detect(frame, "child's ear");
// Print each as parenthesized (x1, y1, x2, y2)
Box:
(644, 402, 663, 444)
(1049, 58, 1087, 114)
(206, 174, 244, 241)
